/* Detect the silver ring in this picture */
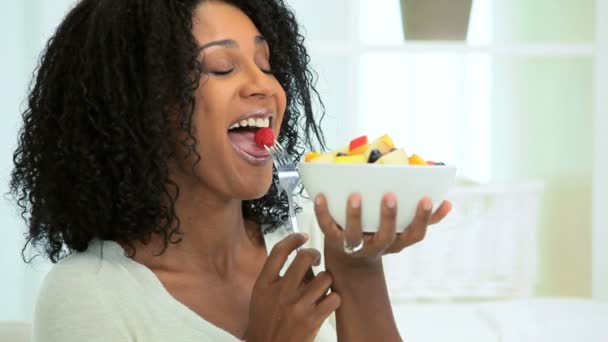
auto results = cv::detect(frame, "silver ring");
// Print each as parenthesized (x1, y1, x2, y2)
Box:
(343, 239, 364, 255)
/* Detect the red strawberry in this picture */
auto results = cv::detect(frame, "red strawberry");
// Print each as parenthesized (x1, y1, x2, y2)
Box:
(254, 127, 274, 147)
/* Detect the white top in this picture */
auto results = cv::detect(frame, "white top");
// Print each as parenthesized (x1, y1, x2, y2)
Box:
(32, 225, 337, 342)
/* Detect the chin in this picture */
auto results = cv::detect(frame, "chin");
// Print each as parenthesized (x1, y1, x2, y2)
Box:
(243, 187, 271, 201)
(241, 174, 273, 200)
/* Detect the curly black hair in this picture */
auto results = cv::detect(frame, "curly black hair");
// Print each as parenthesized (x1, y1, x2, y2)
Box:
(10, 0, 326, 263)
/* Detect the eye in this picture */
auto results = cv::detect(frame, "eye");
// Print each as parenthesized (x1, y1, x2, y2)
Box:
(210, 69, 234, 76)
(255, 54, 273, 75)
(258, 61, 273, 74)
(261, 68, 273, 74)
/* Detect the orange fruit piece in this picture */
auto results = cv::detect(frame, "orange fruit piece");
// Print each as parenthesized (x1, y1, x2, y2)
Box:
(408, 153, 427, 165)
(304, 152, 321, 162)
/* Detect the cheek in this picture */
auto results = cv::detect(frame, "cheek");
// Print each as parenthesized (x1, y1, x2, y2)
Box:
(277, 86, 287, 113)
(193, 85, 229, 143)
(274, 86, 288, 128)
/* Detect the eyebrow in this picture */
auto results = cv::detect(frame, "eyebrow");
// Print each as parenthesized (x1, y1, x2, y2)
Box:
(200, 35, 268, 50)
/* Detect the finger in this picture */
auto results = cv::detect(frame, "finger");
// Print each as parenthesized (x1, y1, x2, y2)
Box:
(314, 194, 343, 243)
(303, 267, 316, 283)
(258, 233, 309, 284)
(282, 248, 321, 291)
(299, 271, 333, 305)
(429, 200, 452, 225)
(344, 193, 364, 249)
(367, 192, 398, 254)
(388, 197, 432, 253)
(313, 292, 341, 325)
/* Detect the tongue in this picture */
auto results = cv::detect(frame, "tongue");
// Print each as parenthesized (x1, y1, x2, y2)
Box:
(228, 131, 268, 157)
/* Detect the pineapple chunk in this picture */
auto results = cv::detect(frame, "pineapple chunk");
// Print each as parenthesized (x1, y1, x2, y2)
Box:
(376, 148, 408, 165)
(308, 152, 336, 163)
(335, 154, 367, 164)
(333, 146, 349, 155)
(368, 134, 395, 154)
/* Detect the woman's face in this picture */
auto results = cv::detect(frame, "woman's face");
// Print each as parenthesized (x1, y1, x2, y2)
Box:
(185, 1, 286, 201)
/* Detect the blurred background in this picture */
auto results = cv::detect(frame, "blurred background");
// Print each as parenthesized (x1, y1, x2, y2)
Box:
(1, 0, 607, 341)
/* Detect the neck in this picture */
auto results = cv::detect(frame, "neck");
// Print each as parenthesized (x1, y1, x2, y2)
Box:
(128, 177, 265, 279)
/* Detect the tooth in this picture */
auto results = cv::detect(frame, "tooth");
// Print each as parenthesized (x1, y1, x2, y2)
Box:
(264, 118, 270, 127)
(256, 118, 264, 127)
(248, 118, 256, 126)
(240, 120, 248, 127)
(229, 123, 239, 130)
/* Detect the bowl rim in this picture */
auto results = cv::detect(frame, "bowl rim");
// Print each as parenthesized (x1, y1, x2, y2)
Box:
(298, 162, 457, 170)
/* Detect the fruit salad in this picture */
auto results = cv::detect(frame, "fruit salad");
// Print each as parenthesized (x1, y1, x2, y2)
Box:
(304, 134, 445, 165)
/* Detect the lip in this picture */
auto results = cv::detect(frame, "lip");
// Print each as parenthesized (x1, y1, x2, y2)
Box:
(229, 141, 272, 166)
(228, 109, 275, 130)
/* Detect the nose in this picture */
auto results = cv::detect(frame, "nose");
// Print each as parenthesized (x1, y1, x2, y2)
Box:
(239, 62, 277, 99)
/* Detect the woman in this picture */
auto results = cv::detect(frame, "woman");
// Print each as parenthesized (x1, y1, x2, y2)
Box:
(10, 0, 451, 341)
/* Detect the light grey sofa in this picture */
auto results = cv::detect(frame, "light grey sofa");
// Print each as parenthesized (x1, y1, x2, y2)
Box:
(0, 321, 30, 342)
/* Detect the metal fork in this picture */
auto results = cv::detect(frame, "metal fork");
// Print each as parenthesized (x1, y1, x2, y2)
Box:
(266, 141, 316, 281)
(265, 141, 301, 237)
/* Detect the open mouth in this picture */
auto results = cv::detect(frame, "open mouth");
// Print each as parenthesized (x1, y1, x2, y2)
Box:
(227, 117, 274, 162)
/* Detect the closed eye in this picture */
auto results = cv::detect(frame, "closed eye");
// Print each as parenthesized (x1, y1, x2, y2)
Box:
(210, 69, 234, 76)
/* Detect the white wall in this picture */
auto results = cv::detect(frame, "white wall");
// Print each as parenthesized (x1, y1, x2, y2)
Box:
(1, 0, 605, 322)
(593, 0, 608, 300)
(0, 0, 76, 321)
(0, 1, 29, 321)
(490, 0, 597, 297)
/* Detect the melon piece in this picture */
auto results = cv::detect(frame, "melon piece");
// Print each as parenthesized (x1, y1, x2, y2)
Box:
(308, 152, 335, 163)
(348, 135, 369, 155)
(335, 154, 367, 164)
(377, 148, 408, 165)
(408, 153, 427, 165)
(365, 134, 395, 157)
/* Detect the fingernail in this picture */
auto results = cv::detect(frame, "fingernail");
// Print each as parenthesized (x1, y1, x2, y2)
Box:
(299, 232, 309, 240)
(350, 197, 361, 209)
(386, 199, 396, 209)
(315, 195, 322, 206)
(424, 201, 433, 211)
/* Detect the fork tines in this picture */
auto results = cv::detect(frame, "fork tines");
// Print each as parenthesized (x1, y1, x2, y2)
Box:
(266, 142, 291, 167)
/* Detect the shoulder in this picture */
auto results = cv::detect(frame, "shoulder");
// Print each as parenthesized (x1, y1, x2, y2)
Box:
(37, 240, 128, 295)
(35, 257, 104, 317)
(32, 241, 133, 341)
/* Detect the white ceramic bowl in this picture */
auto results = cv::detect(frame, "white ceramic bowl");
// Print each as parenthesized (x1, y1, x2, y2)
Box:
(299, 162, 457, 233)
